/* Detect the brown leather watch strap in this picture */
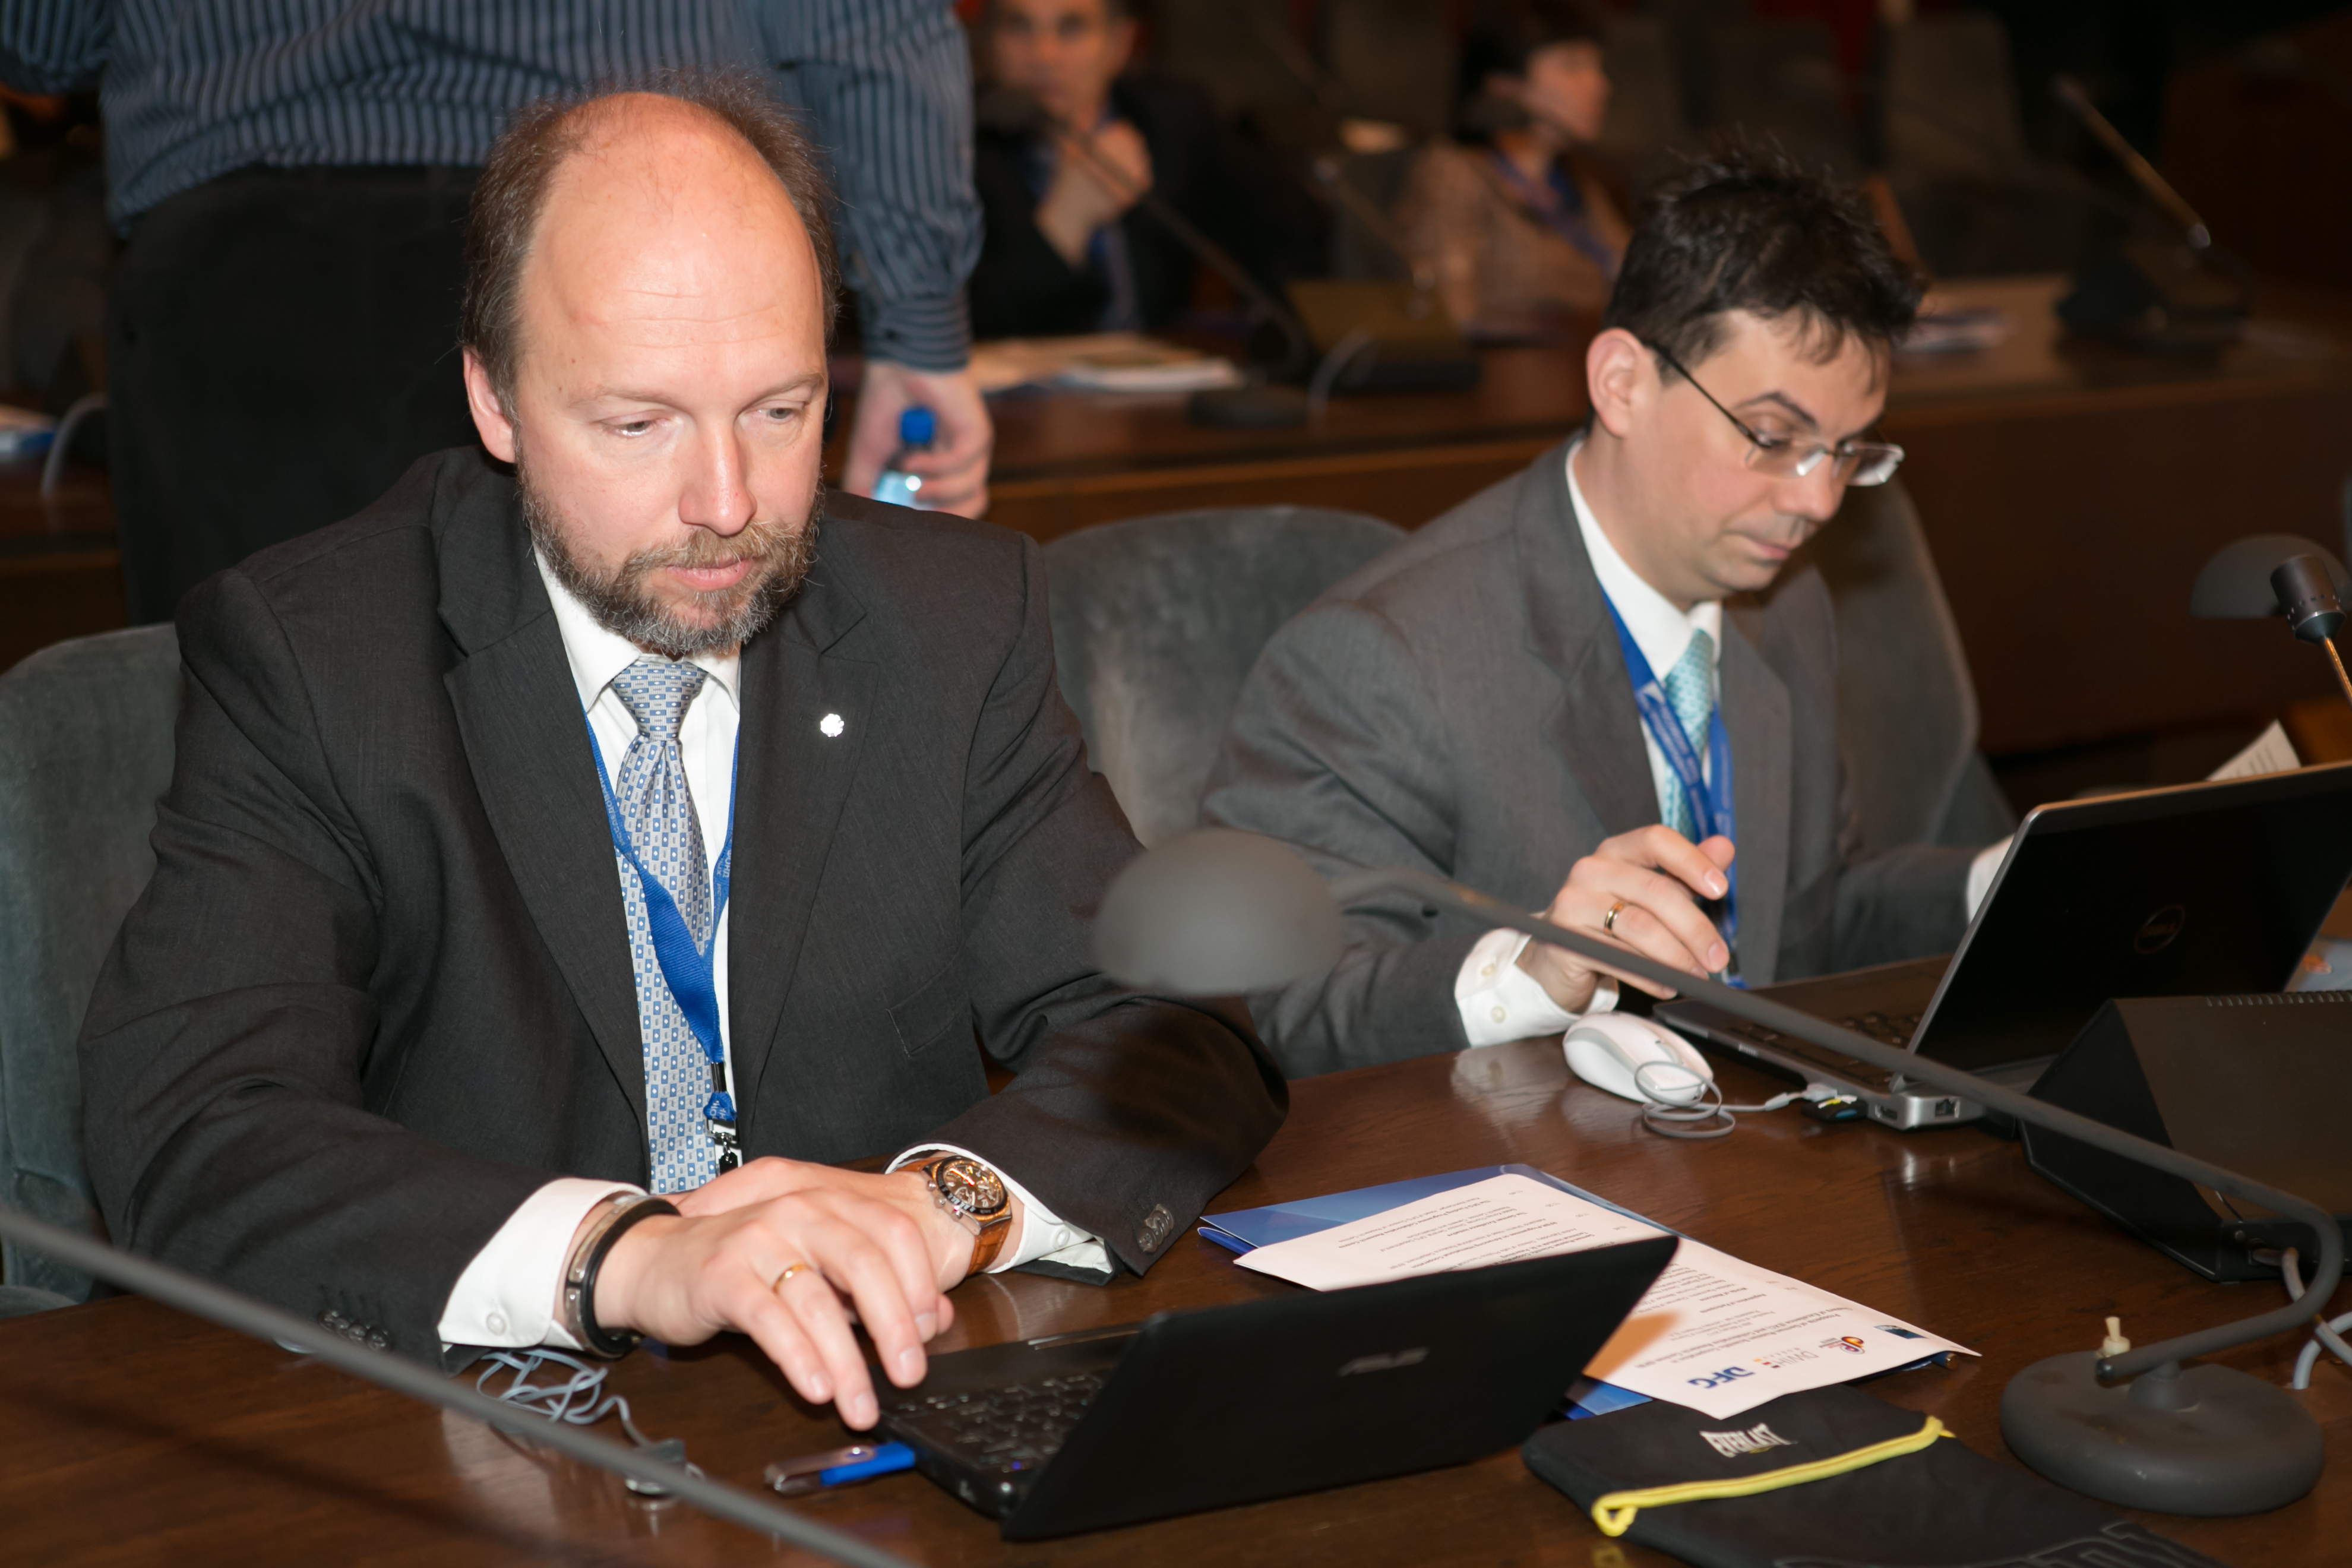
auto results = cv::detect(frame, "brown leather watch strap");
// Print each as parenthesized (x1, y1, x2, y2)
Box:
(965, 1210, 1014, 1275)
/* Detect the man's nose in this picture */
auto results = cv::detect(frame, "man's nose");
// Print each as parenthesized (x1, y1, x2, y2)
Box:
(678, 424, 755, 536)
(1774, 458, 1847, 524)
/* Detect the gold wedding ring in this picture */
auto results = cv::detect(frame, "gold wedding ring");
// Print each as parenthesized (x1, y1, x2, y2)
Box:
(770, 1261, 813, 1292)
(1602, 899, 1628, 935)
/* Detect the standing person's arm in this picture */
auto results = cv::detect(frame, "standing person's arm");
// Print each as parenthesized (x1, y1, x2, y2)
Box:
(0, 2, 110, 91)
(761, 0, 994, 516)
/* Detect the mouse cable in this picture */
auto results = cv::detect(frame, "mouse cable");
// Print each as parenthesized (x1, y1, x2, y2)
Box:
(476, 1346, 660, 1449)
(2258, 1247, 2352, 1389)
(1631, 1064, 1832, 1140)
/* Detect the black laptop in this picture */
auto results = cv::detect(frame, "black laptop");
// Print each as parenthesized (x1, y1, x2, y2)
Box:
(1659, 763, 2352, 1128)
(872, 1238, 1675, 1539)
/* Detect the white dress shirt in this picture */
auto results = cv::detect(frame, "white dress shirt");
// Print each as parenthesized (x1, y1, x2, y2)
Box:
(437, 556, 1102, 1351)
(1453, 441, 1999, 1048)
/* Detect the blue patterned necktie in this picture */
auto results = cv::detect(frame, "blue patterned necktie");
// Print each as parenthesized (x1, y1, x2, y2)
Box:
(1658, 628, 1716, 837)
(609, 658, 717, 1194)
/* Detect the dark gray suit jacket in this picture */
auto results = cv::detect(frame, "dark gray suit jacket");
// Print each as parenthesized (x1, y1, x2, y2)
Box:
(80, 448, 1284, 1362)
(1200, 442, 1971, 1076)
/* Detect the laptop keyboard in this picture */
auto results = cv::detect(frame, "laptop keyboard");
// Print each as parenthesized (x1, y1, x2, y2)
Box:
(887, 1370, 1107, 1472)
(1838, 1013, 1921, 1048)
(1725, 1012, 1916, 1082)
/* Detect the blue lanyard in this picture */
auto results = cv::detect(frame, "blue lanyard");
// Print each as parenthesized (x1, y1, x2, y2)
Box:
(585, 713, 742, 1164)
(1601, 596, 1740, 957)
(1486, 150, 1618, 277)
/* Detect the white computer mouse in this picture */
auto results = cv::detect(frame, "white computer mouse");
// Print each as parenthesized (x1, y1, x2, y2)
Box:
(1564, 1013, 1716, 1105)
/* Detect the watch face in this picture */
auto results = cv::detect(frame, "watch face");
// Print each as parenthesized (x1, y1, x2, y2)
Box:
(936, 1158, 1009, 1218)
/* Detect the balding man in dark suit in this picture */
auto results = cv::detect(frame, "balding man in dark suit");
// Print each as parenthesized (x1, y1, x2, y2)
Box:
(81, 77, 1281, 1433)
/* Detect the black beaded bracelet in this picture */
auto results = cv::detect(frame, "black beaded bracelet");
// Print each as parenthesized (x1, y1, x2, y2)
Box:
(566, 1194, 679, 1360)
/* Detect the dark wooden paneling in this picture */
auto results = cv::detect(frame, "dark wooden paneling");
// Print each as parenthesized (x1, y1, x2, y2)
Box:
(1885, 375, 2352, 755)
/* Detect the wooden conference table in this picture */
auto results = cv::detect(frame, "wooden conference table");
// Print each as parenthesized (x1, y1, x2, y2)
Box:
(5, 1039, 2348, 1565)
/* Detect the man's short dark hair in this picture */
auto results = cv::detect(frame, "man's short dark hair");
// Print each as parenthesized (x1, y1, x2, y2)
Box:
(1601, 143, 1920, 372)
(461, 71, 840, 408)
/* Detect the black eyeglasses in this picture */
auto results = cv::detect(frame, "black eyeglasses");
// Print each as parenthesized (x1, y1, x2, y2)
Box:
(1642, 340, 1905, 488)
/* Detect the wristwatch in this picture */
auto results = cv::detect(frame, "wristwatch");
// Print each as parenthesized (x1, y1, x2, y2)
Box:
(919, 1154, 1015, 1274)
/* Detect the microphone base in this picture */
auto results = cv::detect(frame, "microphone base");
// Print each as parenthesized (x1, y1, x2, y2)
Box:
(2000, 1352, 2323, 1515)
(1187, 385, 1307, 429)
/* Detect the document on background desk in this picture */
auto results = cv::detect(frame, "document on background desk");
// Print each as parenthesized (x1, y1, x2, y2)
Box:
(1235, 1173, 1974, 1420)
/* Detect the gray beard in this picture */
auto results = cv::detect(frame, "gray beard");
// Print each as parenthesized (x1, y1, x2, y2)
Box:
(520, 462, 820, 660)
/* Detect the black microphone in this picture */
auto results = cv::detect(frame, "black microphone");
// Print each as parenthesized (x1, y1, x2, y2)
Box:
(2190, 535, 2352, 715)
(1308, 153, 1436, 298)
(2051, 75, 2212, 249)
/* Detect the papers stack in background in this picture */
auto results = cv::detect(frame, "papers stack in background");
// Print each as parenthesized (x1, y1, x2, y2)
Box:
(0, 405, 56, 460)
(968, 333, 1244, 396)
(1203, 1168, 1972, 1422)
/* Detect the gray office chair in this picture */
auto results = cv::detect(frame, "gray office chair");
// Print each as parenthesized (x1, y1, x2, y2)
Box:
(1044, 507, 1405, 846)
(0, 624, 182, 1313)
(1149, 0, 1325, 127)
(1796, 480, 2015, 854)
(1703, 18, 1859, 177)
(1878, 13, 2089, 277)
(1598, 15, 1687, 159)
(1322, 0, 1455, 137)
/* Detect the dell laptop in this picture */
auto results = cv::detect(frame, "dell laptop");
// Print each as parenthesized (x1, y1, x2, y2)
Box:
(872, 1237, 1674, 1539)
(1659, 763, 2352, 1128)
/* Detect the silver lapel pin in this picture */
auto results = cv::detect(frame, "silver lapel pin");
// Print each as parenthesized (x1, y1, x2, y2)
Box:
(818, 712, 846, 738)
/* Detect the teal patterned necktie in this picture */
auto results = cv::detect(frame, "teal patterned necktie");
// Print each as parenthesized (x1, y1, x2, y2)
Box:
(609, 658, 716, 1193)
(1658, 628, 1716, 836)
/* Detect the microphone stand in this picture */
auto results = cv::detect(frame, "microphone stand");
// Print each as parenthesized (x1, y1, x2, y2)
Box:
(998, 91, 1322, 429)
(1041, 112, 1315, 374)
(2052, 75, 2213, 249)
(1097, 832, 2338, 1514)
(0, 1205, 912, 1568)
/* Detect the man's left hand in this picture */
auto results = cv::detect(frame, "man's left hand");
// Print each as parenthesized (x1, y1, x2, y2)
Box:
(843, 361, 994, 518)
(676, 1156, 1015, 1292)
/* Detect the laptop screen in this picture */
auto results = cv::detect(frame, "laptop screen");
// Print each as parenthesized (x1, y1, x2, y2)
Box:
(1912, 761, 2352, 1072)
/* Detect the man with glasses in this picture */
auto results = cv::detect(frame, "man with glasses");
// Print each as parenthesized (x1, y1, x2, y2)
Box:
(1201, 147, 1997, 1076)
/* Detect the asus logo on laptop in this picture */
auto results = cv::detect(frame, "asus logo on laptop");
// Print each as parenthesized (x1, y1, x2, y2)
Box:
(1336, 1347, 1430, 1376)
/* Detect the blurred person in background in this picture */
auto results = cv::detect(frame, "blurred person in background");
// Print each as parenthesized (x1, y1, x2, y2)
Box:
(0, 1, 994, 625)
(969, 0, 1320, 340)
(1398, 0, 1629, 340)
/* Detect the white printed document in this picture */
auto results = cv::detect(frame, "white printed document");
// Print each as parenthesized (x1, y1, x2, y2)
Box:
(1235, 1173, 1974, 1420)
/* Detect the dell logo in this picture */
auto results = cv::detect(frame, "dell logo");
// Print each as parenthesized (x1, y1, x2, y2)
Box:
(2133, 904, 2188, 954)
(1337, 1348, 1429, 1376)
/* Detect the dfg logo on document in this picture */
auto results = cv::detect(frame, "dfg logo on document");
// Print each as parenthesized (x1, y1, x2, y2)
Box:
(1686, 1365, 1756, 1392)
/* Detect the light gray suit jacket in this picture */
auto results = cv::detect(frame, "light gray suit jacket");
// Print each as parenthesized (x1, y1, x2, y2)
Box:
(1200, 442, 1974, 1076)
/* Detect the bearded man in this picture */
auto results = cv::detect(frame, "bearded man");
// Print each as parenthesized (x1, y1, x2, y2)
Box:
(78, 78, 1283, 1431)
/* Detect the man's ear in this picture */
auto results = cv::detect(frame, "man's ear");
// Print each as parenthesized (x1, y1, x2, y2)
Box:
(1585, 327, 1651, 440)
(461, 348, 519, 464)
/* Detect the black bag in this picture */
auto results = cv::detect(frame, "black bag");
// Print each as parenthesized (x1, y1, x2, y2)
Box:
(1522, 1386, 2230, 1568)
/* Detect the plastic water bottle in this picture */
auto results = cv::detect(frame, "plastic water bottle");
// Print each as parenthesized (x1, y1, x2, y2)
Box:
(872, 406, 936, 509)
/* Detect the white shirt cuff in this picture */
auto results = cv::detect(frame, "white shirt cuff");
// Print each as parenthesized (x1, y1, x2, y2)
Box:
(1455, 926, 1617, 1047)
(888, 1145, 1110, 1278)
(437, 1176, 641, 1350)
(1965, 836, 2013, 919)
